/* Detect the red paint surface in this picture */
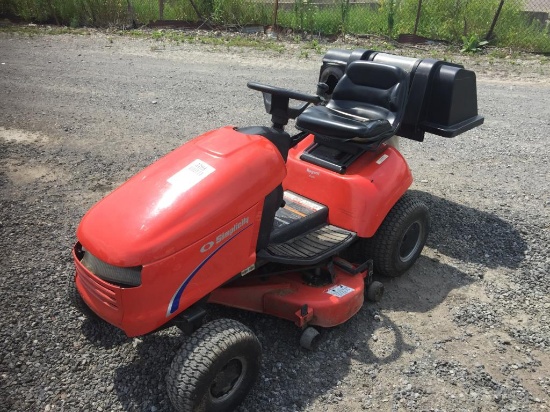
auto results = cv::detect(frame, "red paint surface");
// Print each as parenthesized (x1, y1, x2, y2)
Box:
(209, 267, 366, 328)
(74, 128, 412, 336)
(284, 135, 412, 237)
(77, 126, 286, 267)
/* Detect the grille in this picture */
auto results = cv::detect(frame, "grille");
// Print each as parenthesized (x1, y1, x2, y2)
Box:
(76, 263, 119, 310)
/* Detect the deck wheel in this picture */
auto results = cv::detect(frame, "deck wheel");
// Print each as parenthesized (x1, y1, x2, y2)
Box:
(300, 326, 321, 351)
(366, 281, 385, 302)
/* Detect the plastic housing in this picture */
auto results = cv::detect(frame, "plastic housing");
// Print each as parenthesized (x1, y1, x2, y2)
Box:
(319, 49, 484, 141)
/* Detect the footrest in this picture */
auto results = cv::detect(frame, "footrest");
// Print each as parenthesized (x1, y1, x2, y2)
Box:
(271, 191, 328, 244)
(258, 224, 356, 265)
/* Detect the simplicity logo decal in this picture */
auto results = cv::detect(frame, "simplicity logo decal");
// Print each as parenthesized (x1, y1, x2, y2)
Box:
(167, 218, 252, 316)
(200, 217, 249, 253)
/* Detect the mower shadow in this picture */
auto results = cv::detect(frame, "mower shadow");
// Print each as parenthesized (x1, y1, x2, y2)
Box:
(411, 190, 527, 269)
(112, 333, 183, 412)
(97, 190, 505, 411)
(115, 260, 469, 411)
(238, 258, 473, 410)
(80, 317, 128, 349)
(377, 254, 476, 313)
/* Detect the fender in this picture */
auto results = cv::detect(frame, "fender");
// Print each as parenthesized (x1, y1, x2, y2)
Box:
(284, 135, 412, 238)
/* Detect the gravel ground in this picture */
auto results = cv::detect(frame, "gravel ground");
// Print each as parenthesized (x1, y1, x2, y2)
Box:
(1, 30, 549, 412)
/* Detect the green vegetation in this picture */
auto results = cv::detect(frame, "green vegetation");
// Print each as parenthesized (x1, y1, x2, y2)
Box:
(461, 34, 489, 53)
(146, 28, 286, 51)
(1, 0, 549, 52)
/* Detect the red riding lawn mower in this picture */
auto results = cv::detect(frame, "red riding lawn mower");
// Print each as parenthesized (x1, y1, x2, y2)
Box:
(69, 49, 483, 411)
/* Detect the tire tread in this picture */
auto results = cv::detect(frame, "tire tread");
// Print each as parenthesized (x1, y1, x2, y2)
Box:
(167, 318, 261, 412)
(367, 192, 429, 277)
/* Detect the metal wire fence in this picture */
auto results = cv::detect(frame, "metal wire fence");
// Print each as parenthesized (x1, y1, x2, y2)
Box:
(1, 0, 549, 51)
(132, 0, 549, 50)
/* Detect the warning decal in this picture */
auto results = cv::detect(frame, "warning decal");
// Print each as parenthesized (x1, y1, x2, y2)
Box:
(326, 284, 355, 298)
(167, 159, 215, 191)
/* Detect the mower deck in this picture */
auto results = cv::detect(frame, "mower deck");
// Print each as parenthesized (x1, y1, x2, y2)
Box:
(209, 265, 366, 328)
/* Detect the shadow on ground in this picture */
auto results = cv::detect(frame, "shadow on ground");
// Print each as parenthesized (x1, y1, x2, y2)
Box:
(412, 190, 527, 269)
(106, 257, 471, 411)
(76, 191, 511, 411)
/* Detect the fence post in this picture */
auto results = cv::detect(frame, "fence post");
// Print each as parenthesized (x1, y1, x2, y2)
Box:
(273, 0, 280, 29)
(126, 0, 136, 28)
(388, 0, 395, 37)
(413, 0, 423, 36)
(342, 0, 350, 35)
(158, 0, 164, 20)
(486, 0, 505, 40)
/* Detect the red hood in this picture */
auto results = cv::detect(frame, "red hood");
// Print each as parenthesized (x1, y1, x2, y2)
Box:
(77, 127, 286, 266)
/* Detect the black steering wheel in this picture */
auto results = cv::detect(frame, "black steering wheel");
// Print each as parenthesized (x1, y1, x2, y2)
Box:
(247, 82, 321, 104)
(247, 82, 321, 128)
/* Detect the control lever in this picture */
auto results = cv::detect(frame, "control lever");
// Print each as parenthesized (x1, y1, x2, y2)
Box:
(316, 82, 330, 103)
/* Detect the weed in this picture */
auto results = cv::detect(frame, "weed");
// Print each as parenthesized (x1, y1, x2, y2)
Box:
(488, 49, 509, 59)
(461, 35, 489, 53)
(304, 39, 323, 53)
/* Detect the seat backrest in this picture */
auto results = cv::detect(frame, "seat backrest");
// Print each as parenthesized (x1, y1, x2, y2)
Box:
(328, 61, 409, 127)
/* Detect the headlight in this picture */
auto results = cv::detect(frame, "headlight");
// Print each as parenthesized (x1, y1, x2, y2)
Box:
(81, 248, 142, 287)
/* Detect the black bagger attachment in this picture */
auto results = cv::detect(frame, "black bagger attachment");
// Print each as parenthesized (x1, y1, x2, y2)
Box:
(318, 49, 484, 142)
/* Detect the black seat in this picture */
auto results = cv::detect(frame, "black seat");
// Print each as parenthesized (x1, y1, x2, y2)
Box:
(296, 61, 409, 149)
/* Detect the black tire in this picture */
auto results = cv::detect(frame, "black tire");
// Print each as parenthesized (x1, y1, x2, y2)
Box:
(67, 275, 99, 319)
(167, 318, 261, 412)
(367, 192, 429, 277)
(319, 65, 344, 100)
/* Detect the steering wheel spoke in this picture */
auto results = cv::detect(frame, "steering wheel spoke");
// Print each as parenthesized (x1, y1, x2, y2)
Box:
(247, 81, 321, 128)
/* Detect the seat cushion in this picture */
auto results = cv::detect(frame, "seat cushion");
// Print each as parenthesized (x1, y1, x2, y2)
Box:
(295, 61, 409, 146)
(296, 105, 392, 140)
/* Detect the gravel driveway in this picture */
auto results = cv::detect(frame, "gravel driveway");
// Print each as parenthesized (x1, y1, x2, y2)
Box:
(1, 31, 549, 412)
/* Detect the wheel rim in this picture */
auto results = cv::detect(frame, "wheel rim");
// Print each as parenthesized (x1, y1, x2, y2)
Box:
(398, 220, 424, 263)
(209, 357, 247, 403)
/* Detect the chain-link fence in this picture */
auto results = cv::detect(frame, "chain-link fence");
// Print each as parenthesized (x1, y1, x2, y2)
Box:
(1, 0, 549, 51)
(138, 0, 549, 51)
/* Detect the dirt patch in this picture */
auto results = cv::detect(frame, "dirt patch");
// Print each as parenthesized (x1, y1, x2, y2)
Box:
(0, 126, 49, 144)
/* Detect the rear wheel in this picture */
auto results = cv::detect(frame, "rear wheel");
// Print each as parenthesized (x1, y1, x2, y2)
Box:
(319, 65, 344, 100)
(367, 192, 429, 277)
(167, 318, 261, 412)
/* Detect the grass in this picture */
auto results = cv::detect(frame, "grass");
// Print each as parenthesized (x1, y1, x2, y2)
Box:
(0, 25, 93, 36)
(146, 29, 286, 51)
(2, 22, 549, 83)
(1, 0, 549, 52)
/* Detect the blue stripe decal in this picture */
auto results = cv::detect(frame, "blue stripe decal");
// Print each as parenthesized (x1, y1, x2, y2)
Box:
(167, 224, 253, 316)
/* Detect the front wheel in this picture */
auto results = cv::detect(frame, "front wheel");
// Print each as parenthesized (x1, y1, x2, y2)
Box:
(367, 192, 429, 277)
(166, 318, 261, 412)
